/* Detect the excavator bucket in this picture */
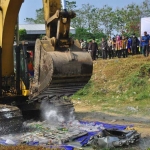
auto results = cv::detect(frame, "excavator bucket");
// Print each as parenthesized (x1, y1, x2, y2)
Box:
(29, 39, 93, 102)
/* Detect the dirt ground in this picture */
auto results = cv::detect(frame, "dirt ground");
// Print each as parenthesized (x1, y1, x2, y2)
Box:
(74, 102, 150, 150)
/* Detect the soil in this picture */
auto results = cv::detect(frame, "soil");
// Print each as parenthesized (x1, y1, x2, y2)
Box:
(74, 102, 150, 150)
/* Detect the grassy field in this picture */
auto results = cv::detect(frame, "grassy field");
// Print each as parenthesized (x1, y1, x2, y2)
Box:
(72, 55, 150, 118)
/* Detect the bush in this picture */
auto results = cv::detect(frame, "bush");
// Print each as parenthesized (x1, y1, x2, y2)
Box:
(138, 64, 150, 77)
(19, 29, 27, 41)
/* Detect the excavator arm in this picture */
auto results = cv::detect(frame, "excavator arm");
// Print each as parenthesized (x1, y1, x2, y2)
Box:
(0, 0, 72, 76)
(0, 0, 23, 77)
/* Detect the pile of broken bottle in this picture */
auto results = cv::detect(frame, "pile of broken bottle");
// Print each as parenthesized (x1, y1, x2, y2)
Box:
(0, 119, 140, 149)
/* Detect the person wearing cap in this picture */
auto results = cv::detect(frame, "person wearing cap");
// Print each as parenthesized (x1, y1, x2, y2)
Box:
(142, 31, 150, 57)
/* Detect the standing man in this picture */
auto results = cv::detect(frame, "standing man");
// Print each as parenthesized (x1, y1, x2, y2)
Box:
(88, 40, 92, 51)
(112, 36, 116, 57)
(142, 31, 150, 57)
(91, 39, 98, 61)
(100, 38, 107, 59)
(131, 33, 139, 55)
(117, 36, 122, 58)
(107, 36, 113, 59)
(115, 35, 121, 57)
(122, 36, 128, 58)
(80, 39, 87, 51)
(140, 37, 144, 54)
(88, 40, 92, 56)
(127, 37, 132, 54)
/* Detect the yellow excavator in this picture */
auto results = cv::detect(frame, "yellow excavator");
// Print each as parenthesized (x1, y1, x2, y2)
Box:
(0, 0, 93, 133)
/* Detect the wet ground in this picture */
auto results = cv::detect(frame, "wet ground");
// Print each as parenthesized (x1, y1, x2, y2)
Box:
(0, 111, 145, 150)
(0, 103, 149, 150)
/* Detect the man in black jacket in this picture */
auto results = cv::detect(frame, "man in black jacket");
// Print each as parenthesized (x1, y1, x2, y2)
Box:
(90, 39, 98, 60)
(100, 38, 108, 59)
(131, 33, 139, 55)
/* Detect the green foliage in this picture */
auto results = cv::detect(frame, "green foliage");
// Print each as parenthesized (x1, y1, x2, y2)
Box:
(131, 76, 146, 87)
(19, 29, 27, 41)
(135, 91, 150, 101)
(74, 27, 94, 40)
(73, 82, 92, 98)
(66, 1, 76, 10)
(39, 34, 44, 40)
(73, 27, 106, 42)
(123, 63, 150, 101)
(138, 64, 150, 77)
(73, 58, 150, 104)
(25, 8, 44, 24)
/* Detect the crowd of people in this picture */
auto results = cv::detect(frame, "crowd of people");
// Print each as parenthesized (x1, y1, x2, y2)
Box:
(80, 31, 150, 61)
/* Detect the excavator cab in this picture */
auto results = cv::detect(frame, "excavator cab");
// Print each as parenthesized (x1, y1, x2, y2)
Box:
(19, 41, 35, 89)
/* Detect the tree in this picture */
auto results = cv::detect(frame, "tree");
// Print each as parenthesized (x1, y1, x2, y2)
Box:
(98, 5, 115, 35)
(25, 1, 76, 24)
(74, 27, 94, 40)
(25, 8, 44, 24)
(112, 4, 141, 36)
(19, 29, 27, 40)
(25, 0, 150, 39)
(140, 0, 150, 17)
(71, 4, 103, 33)
(66, 0, 76, 11)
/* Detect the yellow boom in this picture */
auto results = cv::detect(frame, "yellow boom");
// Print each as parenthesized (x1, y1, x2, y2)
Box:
(0, 0, 23, 76)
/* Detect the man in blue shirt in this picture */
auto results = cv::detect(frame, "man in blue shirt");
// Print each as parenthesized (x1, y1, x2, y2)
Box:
(142, 31, 150, 57)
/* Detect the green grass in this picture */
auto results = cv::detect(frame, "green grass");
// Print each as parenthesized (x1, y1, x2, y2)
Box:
(72, 55, 150, 117)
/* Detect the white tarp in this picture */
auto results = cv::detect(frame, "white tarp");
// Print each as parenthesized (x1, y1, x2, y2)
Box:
(141, 17, 150, 36)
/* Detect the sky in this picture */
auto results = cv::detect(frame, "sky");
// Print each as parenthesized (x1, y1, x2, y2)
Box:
(19, 0, 143, 24)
